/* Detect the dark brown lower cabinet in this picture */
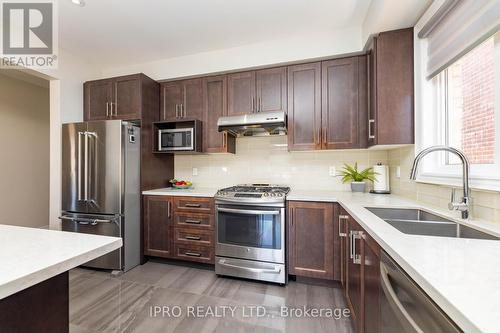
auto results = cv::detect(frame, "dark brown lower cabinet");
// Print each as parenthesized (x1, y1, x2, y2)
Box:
(338, 204, 380, 333)
(144, 195, 215, 264)
(287, 201, 335, 280)
(143, 195, 173, 257)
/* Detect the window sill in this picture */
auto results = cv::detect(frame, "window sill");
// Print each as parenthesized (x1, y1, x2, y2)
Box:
(416, 173, 500, 193)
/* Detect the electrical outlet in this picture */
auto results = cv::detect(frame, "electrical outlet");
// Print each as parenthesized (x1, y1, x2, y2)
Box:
(192, 167, 198, 176)
(396, 166, 401, 178)
(329, 166, 336, 177)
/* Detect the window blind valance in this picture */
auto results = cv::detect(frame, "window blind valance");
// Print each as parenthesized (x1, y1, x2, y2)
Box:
(421, 0, 500, 79)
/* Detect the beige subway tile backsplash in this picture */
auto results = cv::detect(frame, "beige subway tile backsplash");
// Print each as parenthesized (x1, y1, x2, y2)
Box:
(175, 136, 388, 190)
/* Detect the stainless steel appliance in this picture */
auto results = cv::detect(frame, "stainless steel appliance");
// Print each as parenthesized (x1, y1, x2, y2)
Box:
(217, 111, 287, 136)
(215, 184, 290, 284)
(158, 128, 194, 151)
(380, 251, 461, 333)
(60, 120, 141, 272)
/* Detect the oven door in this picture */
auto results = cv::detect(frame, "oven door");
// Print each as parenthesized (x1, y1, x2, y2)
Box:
(158, 128, 194, 151)
(216, 205, 285, 263)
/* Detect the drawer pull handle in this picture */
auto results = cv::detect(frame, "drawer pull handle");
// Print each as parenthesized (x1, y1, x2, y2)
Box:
(185, 235, 202, 240)
(184, 251, 201, 257)
(185, 219, 202, 224)
(185, 203, 202, 208)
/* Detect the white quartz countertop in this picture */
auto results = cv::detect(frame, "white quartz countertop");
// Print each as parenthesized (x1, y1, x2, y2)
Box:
(0, 224, 122, 300)
(141, 186, 500, 332)
(288, 189, 500, 333)
(142, 187, 218, 197)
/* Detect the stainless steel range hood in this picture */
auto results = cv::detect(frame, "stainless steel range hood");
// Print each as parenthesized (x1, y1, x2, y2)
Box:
(217, 111, 287, 137)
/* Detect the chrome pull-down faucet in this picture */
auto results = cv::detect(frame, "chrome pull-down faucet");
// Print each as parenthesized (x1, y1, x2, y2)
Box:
(409, 146, 470, 219)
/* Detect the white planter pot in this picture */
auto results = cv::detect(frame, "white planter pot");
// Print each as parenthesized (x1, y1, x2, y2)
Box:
(351, 182, 366, 192)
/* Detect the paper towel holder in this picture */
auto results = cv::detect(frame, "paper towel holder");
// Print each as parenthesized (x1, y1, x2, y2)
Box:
(370, 163, 391, 194)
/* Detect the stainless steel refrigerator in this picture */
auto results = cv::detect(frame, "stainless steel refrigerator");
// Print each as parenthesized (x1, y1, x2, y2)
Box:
(60, 120, 140, 272)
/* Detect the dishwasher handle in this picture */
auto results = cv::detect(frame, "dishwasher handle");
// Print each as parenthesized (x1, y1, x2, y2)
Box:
(380, 262, 424, 333)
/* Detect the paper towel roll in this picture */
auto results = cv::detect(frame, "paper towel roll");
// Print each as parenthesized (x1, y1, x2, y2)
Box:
(373, 164, 390, 193)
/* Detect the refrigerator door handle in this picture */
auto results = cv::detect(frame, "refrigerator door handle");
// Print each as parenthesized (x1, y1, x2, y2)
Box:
(77, 131, 86, 201)
(86, 132, 97, 204)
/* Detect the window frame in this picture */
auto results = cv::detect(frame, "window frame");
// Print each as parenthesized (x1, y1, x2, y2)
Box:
(415, 32, 500, 192)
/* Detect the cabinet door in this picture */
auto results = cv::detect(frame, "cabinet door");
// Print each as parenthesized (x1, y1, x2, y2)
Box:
(84, 79, 112, 121)
(335, 207, 349, 286)
(287, 63, 322, 151)
(346, 219, 363, 331)
(203, 75, 235, 153)
(363, 234, 380, 333)
(367, 37, 378, 146)
(322, 57, 359, 149)
(182, 78, 204, 120)
(372, 28, 414, 146)
(113, 75, 142, 120)
(227, 71, 256, 116)
(143, 196, 173, 257)
(160, 82, 183, 121)
(288, 201, 334, 279)
(256, 67, 287, 113)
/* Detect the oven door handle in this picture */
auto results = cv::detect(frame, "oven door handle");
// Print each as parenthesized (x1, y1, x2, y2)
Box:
(217, 207, 280, 215)
(218, 259, 281, 274)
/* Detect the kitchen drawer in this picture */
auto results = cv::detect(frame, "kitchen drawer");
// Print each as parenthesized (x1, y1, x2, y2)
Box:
(174, 244, 214, 264)
(174, 228, 214, 246)
(174, 212, 214, 229)
(174, 197, 214, 213)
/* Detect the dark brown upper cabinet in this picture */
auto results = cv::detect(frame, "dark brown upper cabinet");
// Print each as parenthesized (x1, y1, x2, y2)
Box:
(203, 75, 235, 153)
(287, 56, 366, 151)
(368, 27, 414, 146)
(228, 67, 287, 116)
(160, 79, 204, 121)
(287, 201, 335, 280)
(256, 67, 287, 113)
(84, 74, 145, 121)
(287, 62, 322, 151)
(322, 57, 367, 149)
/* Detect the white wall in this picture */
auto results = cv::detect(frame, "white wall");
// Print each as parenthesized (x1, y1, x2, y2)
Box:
(0, 74, 50, 228)
(101, 28, 363, 80)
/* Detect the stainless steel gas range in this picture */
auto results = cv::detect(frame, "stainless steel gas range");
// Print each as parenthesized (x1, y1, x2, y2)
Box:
(215, 184, 290, 284)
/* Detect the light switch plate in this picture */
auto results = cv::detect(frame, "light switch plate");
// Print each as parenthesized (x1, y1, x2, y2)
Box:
(329, 166, 336, 177)
(192, 167, 198, 176)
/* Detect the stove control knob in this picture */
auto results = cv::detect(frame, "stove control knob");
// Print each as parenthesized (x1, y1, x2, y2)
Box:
(271, 193, 276, 197)
(278, 193, 283, 197)
(263, 193, 269, 197)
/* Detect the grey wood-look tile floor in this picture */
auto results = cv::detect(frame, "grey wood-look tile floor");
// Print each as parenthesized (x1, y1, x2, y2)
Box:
(69, 262, 354, 333)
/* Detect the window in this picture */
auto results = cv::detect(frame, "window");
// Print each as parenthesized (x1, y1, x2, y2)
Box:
(419, 32, 500, 190)
(439, 37, 496, 165)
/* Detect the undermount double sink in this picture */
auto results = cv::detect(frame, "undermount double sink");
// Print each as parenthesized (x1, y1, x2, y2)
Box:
(366, 207, 500, 241)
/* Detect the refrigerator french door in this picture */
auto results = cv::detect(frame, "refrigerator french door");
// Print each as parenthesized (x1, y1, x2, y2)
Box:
(61, 120, 140, 271)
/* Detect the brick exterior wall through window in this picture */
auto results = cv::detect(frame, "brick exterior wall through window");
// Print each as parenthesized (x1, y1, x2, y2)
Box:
(448, 38, 495, 164)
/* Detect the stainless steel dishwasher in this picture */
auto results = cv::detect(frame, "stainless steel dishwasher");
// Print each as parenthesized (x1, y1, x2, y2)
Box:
(380, 252, 462, 333)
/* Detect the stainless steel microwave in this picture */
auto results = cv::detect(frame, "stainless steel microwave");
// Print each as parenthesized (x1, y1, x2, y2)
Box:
(158, 128, 194, 151)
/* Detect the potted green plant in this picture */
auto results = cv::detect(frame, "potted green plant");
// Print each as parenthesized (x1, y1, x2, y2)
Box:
(337, 162, 378, 192)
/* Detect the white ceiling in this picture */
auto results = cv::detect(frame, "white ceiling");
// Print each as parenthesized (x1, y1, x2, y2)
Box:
(59, 0, 372, 68)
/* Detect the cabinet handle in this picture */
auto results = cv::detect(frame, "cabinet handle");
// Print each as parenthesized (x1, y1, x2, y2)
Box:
(338, 215, 348, 237)
(251, 98, 255, 113)
(368, 119, 375, 139)
(185, 219, 202, 224)
(185, 203, 201, 208)
(182, 104, 185, 118)
(106, 102, 109, 117)
(222, 132, 226, 148)
(184, 251, 201, 257)
(258, 97, 262, 112)
(323, 128, 327, 145)
(163, 90, 166, 120)
(352, 231, 362, 265)
(185, 235, 202, 241)
(349, 231, 354, 260)
(167, 201, 171, 219)
(175, 104, 179, 118)
(112, 102, 117, 116)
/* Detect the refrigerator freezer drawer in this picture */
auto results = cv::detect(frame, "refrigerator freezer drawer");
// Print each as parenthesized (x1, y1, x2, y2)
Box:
(61, 214, 122, 270)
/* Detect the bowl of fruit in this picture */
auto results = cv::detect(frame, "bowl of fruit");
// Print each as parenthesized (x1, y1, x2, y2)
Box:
(170, 179, 193, 189)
